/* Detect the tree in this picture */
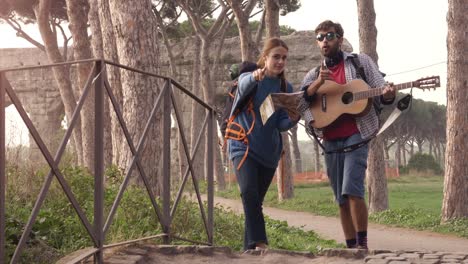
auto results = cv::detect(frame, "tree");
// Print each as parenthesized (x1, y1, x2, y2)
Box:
(290, 126, 302, 173)
(441, 0, 468, 222)
(107, 0, 163, 191)
(94, 0, 125, 168)
(152, 1, 189, 186)
(87, 0, 113, 167)
(356, 0, 388, 213)
(264, 0, 279, 38)
(66, 0, 97, 173)
(175, 0, 228, 189)
(225, 0, 259, 61)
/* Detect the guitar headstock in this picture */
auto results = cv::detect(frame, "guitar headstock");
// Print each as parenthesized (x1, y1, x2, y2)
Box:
(414, 76, 440, 90)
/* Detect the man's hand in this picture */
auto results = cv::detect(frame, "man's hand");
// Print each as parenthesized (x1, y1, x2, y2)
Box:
(306, 60, 331, 96)
(382, 82, 396, 101)
(317, 60, 332, 85)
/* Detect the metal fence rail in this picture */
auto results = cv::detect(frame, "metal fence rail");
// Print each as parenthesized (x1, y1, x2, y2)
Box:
(0, 59, 216, 264)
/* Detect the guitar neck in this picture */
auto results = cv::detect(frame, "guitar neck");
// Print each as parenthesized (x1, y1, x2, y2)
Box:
(354, 81, 414, 101)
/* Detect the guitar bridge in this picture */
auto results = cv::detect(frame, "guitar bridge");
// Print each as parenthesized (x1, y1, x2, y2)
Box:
(321, 94, 327, 112)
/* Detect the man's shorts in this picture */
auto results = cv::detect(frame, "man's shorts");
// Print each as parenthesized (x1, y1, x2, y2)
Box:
(324, 133, 369, 205)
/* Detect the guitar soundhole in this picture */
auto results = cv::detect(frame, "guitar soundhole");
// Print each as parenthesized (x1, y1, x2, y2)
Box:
(342, 92, 354, 105)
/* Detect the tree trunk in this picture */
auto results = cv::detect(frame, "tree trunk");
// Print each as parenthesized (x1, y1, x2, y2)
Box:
(108, 0, 162, 191)
(357, 0, 378, 62)
(290, 126, 302, 173)
(190, 37, 205, 181)
(314, 140, 320, 172)
(33, 0, 83, 164)
(265, 0, 280, 38)
(153, 8, 188, 185)
(277, 133, 294, 200)
(396, 141, 401, 168)
(357, 0, 388, 212)
(254, 10, 266, 47)
(199, 38, 221, 185)
(66, 0, 96, 174)
(227, 0, 258, 61)
(402, 142, 407, 165)
(97, 0, 124, 168)
(88, 0, 113, 168)
(367, 138, 388, 213)
(410, 142, 414, 157)
(441, 0, 468, 222)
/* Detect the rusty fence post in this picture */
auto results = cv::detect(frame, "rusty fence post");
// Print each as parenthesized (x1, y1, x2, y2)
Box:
(0, 72, 6, 264)
(162, 79, 171, 243)
(94, 60, 105, 263)
(207, 109, 214, 245)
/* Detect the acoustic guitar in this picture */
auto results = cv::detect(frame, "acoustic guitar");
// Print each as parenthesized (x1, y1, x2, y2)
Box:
(309, 76, 440, 128)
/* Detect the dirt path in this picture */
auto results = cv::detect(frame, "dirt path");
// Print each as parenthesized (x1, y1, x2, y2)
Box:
(208, 195, 468, 252)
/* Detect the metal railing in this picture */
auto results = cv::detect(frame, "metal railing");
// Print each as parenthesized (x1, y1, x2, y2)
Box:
(0, 59, 216, 263)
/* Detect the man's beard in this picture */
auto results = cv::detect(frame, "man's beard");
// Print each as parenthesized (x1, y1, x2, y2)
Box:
(322, 44, 340, 58)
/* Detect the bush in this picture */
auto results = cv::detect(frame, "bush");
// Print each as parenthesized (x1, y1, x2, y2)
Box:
(404, 153, 443, 174)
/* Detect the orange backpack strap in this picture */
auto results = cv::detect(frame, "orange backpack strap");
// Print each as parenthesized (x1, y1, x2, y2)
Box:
(224, 99, 256, 170)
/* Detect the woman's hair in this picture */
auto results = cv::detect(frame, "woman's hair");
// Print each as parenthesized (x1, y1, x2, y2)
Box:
(256, 37, 289, 92)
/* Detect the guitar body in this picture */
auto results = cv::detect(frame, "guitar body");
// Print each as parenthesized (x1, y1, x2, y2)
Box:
(309, 79, 373, 128)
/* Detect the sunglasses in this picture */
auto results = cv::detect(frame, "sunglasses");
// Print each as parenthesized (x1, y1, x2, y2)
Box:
(316, 32, 340, 42)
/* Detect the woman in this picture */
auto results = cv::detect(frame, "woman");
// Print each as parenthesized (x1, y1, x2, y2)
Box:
(227, 37, 298, 251)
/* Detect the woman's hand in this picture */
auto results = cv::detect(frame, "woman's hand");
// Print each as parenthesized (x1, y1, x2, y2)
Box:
(253, 67, 267, 81)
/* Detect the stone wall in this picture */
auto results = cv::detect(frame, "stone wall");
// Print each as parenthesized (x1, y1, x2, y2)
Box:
(0, 48, 64, 159)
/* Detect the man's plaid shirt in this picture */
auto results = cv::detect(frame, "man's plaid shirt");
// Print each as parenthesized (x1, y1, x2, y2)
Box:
(298, 51, 387, 140)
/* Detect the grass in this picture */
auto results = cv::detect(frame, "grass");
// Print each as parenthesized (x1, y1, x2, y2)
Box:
(217, 173, 468, 238)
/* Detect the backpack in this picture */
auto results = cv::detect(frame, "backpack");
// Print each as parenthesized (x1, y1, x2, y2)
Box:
(219, 61, 258, 137)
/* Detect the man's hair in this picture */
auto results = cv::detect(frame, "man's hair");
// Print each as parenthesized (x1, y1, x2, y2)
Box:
(315, 20, 344, 37)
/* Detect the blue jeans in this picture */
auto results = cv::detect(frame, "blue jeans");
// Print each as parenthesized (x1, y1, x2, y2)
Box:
(324, 133, 369, 205)
(232, 156, 276, 250)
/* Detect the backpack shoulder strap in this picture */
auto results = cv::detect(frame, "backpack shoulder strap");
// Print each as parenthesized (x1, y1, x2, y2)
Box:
(314, 65, 320, 78)
(349, 53, 367, 83)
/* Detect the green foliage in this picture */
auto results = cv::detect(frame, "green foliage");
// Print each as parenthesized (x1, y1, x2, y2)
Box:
(256, 0, 301, 16)
(5, 165, 337, 262)
(405, 153, 443, 174)
(166, 18, 296, 40)
(369, 206, 440, 229)
(265, 217, 338, 252)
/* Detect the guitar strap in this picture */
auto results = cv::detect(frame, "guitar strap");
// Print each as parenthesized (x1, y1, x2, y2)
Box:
(310, 93, 413, 155)
(377, 93, 412, 136)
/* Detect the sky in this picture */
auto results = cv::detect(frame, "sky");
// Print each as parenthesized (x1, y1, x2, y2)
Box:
(277, 0, 448, 106)
(0, 0, 449, 144)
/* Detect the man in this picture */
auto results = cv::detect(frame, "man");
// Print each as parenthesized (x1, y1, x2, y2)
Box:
(299, 20, 396, 249)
